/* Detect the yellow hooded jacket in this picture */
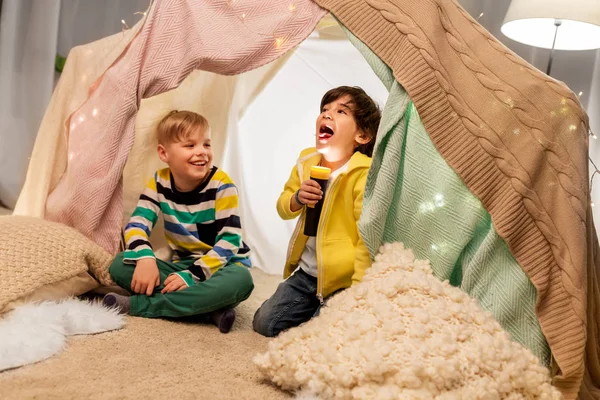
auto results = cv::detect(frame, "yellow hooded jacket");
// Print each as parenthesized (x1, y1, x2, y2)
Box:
(277, 147, 372, 301)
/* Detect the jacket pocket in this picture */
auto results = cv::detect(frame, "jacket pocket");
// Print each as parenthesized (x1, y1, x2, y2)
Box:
(321, 238, 355, 293)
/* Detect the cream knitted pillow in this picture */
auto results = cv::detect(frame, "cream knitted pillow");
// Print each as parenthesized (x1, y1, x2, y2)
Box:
(254, 242, 560, 399)
(0, 216, 114, 314)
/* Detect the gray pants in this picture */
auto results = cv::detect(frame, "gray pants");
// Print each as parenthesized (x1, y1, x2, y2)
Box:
(253, 269, 323, 337)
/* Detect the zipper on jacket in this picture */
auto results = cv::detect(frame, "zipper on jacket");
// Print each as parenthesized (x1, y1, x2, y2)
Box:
(316, 176, 342, 304)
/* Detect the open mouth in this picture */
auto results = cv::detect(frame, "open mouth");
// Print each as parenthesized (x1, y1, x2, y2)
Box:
(190, 161, 207, 167)
(318, 124, 334, 140)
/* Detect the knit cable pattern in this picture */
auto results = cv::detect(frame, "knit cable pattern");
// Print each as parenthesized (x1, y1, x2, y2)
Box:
(312, 0, 599, 397)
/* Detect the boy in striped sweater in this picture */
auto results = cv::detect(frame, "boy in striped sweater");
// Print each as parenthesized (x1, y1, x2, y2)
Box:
(103, 111, 254, 333)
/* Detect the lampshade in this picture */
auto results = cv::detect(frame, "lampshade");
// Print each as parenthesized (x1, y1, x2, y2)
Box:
(501, 0, 600, 51)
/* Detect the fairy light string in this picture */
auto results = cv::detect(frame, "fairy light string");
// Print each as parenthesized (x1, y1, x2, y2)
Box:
(120, 3, 600, 209)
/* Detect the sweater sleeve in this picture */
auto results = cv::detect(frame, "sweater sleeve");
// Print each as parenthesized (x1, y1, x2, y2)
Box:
(276, 162, 303, 220)
(123, 174, 160, 263)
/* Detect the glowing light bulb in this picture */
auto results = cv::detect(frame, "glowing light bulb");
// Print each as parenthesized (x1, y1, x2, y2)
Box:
(121, 19, 130, 32)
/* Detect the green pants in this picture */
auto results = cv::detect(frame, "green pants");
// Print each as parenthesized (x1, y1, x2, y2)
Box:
(109, 252, 254, 318)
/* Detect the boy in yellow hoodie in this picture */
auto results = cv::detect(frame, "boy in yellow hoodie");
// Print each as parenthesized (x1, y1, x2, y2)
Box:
(253, 86, 381, 337)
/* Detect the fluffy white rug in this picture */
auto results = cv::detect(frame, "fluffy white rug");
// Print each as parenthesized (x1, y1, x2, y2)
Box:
(0, 299, 124, 372)
(255, 242, 561, 399)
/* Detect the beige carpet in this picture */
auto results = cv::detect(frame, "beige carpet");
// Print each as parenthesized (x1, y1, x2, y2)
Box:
(0, 269, 291, 400)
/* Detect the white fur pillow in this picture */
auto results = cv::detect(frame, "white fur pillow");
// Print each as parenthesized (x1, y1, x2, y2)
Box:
(254, 242, 560, 399)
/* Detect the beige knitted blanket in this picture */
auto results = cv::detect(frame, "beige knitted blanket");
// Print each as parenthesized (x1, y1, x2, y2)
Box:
(311, 0, 600, 398)
(0, 216, 113, 313)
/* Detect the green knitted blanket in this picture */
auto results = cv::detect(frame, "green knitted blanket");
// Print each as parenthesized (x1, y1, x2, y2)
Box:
(345, 29, 550, 365)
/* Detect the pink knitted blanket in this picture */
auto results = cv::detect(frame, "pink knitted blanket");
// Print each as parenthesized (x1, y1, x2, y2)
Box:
(45, 0, 325, 253)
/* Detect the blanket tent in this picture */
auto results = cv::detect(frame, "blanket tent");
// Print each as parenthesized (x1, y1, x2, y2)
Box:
(4, 0, 599, 398)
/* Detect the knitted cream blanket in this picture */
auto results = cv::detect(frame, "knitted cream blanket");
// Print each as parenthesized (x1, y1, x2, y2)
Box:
(255, 243, 561, 399)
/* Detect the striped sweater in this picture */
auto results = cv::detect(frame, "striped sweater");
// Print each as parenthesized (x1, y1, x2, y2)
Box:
(123, 167, 251, 281)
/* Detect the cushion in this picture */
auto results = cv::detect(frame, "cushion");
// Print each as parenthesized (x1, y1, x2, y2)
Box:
(254, 242, 560, 399)
(1, 272, 99, 313)
(0, 216, 114, 314)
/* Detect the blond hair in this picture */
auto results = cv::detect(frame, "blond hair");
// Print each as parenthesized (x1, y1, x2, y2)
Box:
(157, 110, 209, 145)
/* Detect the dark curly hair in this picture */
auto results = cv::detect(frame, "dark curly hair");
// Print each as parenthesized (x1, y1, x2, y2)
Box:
(320, 86, 381, 157)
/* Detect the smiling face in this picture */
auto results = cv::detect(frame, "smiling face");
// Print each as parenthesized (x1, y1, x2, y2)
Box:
(158, 126, 213, 192)
(315, 94, 369, 166)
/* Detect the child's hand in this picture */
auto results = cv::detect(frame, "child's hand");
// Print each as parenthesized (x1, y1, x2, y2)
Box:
(297, 179, 323, 206)
(161, 274, 188, 294)
(131, 258, 160, 296)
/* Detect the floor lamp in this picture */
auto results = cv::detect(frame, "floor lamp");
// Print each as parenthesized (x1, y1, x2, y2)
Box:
(501, 0, 600, 76)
